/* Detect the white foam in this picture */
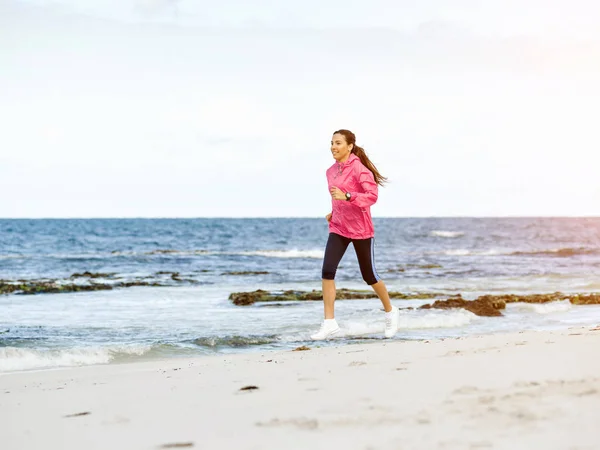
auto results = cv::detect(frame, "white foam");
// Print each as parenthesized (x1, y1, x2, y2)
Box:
(509, 300, 573, 315)
(399, 310, 476, 329)
(340, 310, 476, 337)
(47, 253, 109, 260)
(444, 249, 472, 256)
(431, 230, 465, 238)
(15, 249, 324, 260)
(339, 322, 385, 337)
(0, 345, 151, 373)
(0, 254, 25, 260)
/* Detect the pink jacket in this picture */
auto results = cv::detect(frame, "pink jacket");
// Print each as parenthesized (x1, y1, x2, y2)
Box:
(326, 153, 378, 240)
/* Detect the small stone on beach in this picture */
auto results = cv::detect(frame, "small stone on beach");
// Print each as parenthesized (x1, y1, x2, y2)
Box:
(240, 385, 259, 391)
(64, 411, 91, 418)
(159, 443, 194, 448)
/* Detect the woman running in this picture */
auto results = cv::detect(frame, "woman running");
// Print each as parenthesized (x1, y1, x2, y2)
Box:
(311, 129, 399, 340)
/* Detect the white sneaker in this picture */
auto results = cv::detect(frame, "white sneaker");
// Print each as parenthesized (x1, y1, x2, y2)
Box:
(384, 306, 399, 338)
(310, 319, 340, 340)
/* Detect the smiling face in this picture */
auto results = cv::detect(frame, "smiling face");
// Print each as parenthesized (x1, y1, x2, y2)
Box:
(331, 133, 354, 162)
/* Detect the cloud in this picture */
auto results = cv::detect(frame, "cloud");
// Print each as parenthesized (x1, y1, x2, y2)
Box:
(2, 0, 600, 217)
(133, 0, 181, 18)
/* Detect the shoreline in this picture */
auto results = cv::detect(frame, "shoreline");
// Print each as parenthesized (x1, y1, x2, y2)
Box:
(2, 326, 600, 449)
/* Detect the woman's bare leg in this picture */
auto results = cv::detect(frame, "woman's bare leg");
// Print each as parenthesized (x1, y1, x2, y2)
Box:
(371, 280, 392, 312)
(322, 279, 336, 319)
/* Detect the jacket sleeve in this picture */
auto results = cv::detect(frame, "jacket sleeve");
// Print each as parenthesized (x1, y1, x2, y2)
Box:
(349, 165, 378, 208)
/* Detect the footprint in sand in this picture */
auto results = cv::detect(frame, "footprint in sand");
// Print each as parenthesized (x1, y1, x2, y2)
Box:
(256, 417, 319, 430)
(453, 386, 480, 395)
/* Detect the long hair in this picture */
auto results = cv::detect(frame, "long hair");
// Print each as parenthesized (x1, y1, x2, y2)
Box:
(333, 129, 388, 186)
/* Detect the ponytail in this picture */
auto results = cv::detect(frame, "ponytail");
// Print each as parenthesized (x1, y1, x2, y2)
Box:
(333, 129, 388, 186)
(351, 145, 388, 186)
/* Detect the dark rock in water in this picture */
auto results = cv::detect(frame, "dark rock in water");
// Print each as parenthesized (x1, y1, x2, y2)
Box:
(473, 292, 600, 306)
(0, 279, 165, 296)
(0, 281, 114, 295)
(118, 281, 162, 288)
(229, 289, 439, 306)
(257, 303, 301, 308)
(387, 264, 442, 273)
(229, 290, 270, 306)
(222, 271, 270, 276)
(570, 294, 600, 305)
(153, 271, 182, 280)
(70, 272, 115, 279)
(227, 289, 326, 305)
(389, 292, 438, 300)
(420, 295, 504, 317)
(146, 249, 179, 255)
(154, 271, 199, 283)
(477, 292, 565, 305)
(417, 292, 600, 316)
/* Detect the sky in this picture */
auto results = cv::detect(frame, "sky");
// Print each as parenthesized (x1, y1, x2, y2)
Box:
(1, 0, 599, 218)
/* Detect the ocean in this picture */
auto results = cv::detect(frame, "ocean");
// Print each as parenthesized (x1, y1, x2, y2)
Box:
(1, 217, 600, 372)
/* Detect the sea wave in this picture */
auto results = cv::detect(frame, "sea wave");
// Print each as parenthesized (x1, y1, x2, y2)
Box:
(430, 230, 465, 238)
(236, 250, 324, 259)
(340, 310, 476, 337)
(127, 249, 325, 259)
(398, 310, 476, 329)
(191, 335, 279, 348)
(143, 249, 210, 256)
(428, 247, 599, 258)
(44, 253, 112, 260)
(0, 254, 27, 260)
(0, 345, 152, 373)
(0, 248, 324, 261)
(508, 300, 573, 314)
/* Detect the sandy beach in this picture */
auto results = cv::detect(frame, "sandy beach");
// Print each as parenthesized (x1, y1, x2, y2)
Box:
(2, 327, 600, 450)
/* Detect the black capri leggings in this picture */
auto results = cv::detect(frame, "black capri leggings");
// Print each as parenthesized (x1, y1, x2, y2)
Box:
(321, 232, 382, 285)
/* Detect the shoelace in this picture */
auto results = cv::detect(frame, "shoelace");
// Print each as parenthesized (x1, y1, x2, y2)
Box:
(385, 311, 395, 328)
(314, 322, 328, 335)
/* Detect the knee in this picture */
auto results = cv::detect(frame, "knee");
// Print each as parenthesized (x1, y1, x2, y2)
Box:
(362, 274, 379, 286)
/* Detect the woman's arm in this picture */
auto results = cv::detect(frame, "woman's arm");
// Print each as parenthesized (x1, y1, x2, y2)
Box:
(347, 166, 378, 208)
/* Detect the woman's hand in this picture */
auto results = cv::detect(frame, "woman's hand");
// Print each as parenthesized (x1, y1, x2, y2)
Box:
(330, 186, 346, 201)
(325, 213, 332, 222)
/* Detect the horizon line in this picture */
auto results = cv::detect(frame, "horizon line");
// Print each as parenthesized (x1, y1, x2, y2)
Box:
(1, 215, 599, 220)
